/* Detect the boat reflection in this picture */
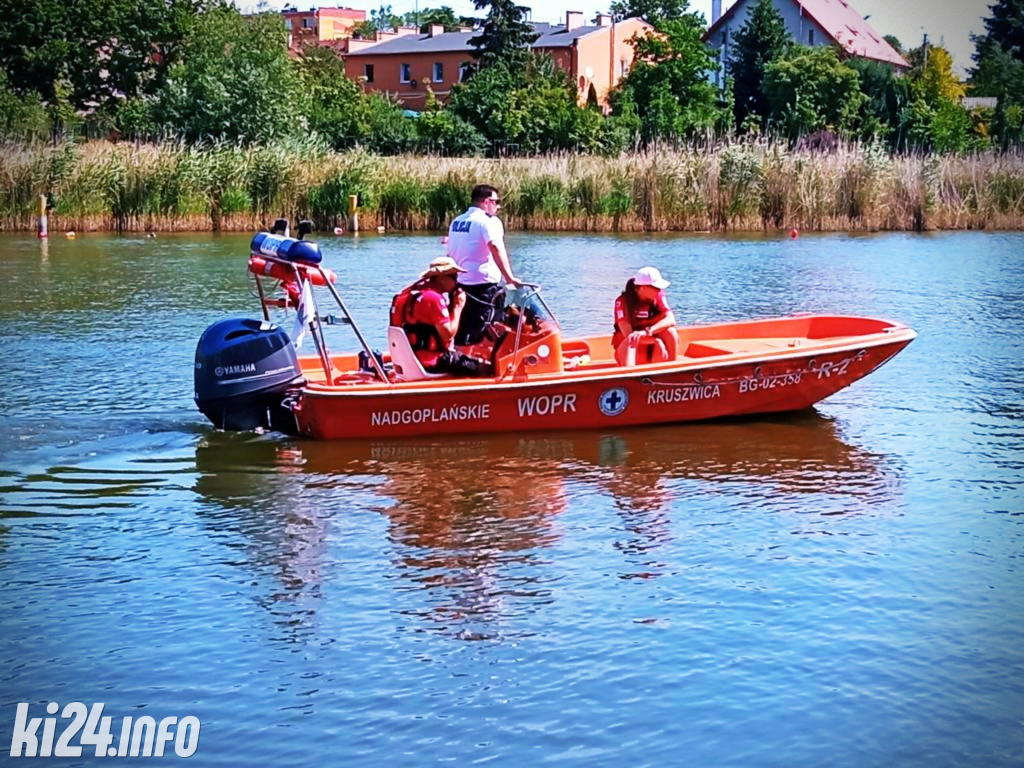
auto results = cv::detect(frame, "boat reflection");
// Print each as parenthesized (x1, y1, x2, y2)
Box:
(194, 412, 895, 640)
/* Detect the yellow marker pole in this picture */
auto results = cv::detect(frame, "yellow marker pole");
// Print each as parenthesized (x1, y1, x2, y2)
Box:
(347, 194, 359, 233)
(37, 194, 48, 239)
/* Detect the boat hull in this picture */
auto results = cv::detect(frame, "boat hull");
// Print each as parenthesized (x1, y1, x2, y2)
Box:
(290, 320, 915, 440)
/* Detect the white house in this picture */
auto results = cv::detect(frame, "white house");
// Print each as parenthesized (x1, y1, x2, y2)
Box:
(703, 0, 909, 88)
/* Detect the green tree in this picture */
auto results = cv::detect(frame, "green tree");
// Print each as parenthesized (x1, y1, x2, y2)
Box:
(107, 96, 158, 141)
(972, 0, 1024, 77)
(605, 89, 643, 150)
(0, 71, 49, 141)
(153, 7, 304, 145)
(355, 4, 404, 37)
(970, 0, 1024, 146)
(415, 108, 487, 155)
(295, 46, 370, 149)
(910, 44, 966, 103)
(612, 5, 723, 145)
(762, 45, 865, 140)
(360, 95, 418, 153)
(897, 96, 935, 151)
(469, 0, 538, 68)
(448, 56, 606, 154)
(727, 0, 792, 132)
(609, 0, 690, 25)
(895, 42, 971, 152)
(448, 62, 521, 146)
(929, 99, 972, 152)
(847, 58, 911, 144)
(404, 6, 462, 31)
(894, 94, 971, 154)
(0, 0, 207, 112)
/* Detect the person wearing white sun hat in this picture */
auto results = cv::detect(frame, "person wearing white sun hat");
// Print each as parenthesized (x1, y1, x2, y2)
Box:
(388, 256, 493, 377)
(612, 266, 678, 366)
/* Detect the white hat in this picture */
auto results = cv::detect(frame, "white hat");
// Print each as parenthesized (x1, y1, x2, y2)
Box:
(633, 266, 670, 289)
(422, 255, 466, 278)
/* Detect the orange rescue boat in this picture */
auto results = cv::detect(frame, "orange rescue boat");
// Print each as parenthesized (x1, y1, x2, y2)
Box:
(194, 250, 916, 439)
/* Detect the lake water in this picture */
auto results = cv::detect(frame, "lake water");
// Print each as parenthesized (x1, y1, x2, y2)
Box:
(1, 229, 1022, 767)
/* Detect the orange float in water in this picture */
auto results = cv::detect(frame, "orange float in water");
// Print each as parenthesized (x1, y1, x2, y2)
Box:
(789, 228, 799, 239)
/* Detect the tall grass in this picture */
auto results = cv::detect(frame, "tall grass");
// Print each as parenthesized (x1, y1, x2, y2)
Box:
(1, 139, 1023, 233)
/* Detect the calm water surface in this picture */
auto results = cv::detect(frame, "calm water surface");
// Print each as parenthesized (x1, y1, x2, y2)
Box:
(0, 230, 1022, 767)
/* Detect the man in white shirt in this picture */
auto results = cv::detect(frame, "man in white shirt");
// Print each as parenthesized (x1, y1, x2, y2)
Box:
(446, 184, 521, 345)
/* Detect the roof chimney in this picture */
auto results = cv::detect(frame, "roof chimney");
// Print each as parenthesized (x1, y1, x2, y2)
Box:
(428, 23, 444, 37)
(596, 13, 612, 27)
(712, 0, 722, 24)
(566, 10, 584, 31)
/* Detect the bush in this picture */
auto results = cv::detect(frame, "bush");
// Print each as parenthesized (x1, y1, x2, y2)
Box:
(415, 110, 486, 156)
(378, 177, 426, 229)
(425, 173, 471, 229)
(515, 175, 569, 217)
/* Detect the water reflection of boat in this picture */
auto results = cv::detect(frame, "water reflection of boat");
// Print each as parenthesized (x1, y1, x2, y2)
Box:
(196, 411, 892, 518)
(285, 411, 888, 495)
(193, 413, 894, 639)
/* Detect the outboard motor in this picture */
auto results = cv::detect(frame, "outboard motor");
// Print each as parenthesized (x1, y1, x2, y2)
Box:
(194, 318, 304, 432)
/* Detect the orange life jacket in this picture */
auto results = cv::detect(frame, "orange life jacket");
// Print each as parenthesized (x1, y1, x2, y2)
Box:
(389, 282, 444, 352)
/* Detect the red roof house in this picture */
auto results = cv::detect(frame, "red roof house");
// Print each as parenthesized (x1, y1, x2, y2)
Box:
(343, 12, 654, 111)
(703, 0, 908, 86)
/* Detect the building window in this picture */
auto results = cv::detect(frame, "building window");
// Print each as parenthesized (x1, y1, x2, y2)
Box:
(808, 29, 814, 44)
(364, 64, 374, 83)
(302, 18, 314, 29)
(459, 61, 472, 82)
(284, 19, 293, 30)
(620, 59, 629, 77)
(400, 63, 411, 83)
(432, 62, 443, 82)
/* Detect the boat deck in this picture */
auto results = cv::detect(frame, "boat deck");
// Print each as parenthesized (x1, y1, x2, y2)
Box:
(685, 337, 806, 356)
(299, 318, 902, 386)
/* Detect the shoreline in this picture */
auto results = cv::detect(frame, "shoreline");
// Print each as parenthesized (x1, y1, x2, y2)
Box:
(3, 141, 1023, 234)
(3, 220, 1010, 236)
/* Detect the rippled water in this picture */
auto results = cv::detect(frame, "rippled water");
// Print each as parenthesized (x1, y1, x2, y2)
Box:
(1, 230, 1022, 767)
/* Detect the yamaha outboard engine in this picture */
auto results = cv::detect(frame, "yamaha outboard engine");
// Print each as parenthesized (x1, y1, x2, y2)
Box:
(194, 318, 304, 432)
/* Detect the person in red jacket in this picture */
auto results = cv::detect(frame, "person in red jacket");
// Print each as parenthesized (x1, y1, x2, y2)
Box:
(612, 267, 678, 366)
(390, 256, 493, 377)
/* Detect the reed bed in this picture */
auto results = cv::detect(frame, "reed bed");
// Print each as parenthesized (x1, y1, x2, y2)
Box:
(2, 139, 1022, 233)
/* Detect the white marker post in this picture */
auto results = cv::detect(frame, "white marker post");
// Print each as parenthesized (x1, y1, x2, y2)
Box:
(37, 194, 48, 238)
(348, 194, 359, 233)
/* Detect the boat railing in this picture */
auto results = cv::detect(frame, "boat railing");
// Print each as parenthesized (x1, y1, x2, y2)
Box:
(507, 283, 539, 368)
(251, 260, 560, 385)
(493, 282, 565, 377)
(249, 253, 390, 384)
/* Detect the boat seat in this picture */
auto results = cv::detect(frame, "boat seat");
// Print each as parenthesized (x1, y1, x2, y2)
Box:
(622, 337, 669, 366)
(387, 326, 446, 381)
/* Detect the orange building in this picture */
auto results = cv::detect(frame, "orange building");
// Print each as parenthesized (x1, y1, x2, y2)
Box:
(343, 12, 654, 111)
(282, 5, 367, 52)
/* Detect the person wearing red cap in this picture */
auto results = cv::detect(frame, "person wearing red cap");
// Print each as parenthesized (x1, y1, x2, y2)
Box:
(389, 256, 493, 376)
(612, 266, 678, 366)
